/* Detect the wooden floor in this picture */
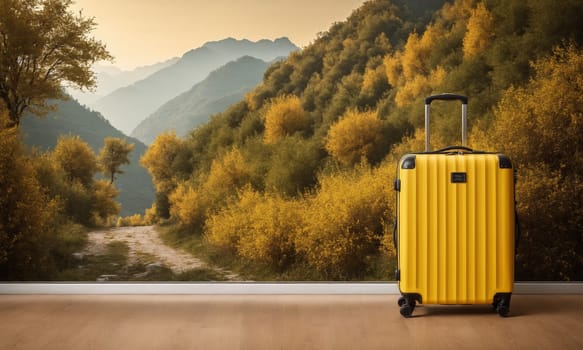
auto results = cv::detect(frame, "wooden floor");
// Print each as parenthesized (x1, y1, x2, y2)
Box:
(1, 294, 582, 349)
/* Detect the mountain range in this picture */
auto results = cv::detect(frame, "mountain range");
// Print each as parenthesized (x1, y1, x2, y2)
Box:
(92, 37, 299, 135)
(131, 55, 271, 144)
(68, 57, 179, 106)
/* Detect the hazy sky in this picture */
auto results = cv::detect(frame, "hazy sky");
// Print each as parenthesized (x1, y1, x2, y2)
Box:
(72, 0, 367, 70)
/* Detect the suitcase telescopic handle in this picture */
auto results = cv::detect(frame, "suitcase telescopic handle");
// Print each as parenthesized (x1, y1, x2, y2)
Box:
(424, 94, 468, 152)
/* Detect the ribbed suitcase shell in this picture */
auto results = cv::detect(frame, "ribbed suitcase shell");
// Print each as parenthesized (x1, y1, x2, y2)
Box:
(396, 153, 515, 305)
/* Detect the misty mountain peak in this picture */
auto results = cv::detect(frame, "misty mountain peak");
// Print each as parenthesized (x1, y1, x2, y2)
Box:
(274, 37, 294, 46)
(92, 37, 298, 135)
(200, 37, 298, 52)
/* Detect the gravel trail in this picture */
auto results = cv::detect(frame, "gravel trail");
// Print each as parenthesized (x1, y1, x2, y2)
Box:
(83, 225, 240, 280)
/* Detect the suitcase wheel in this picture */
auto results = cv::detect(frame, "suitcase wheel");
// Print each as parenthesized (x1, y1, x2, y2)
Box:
(400, 301, 415, 318)
(492, 293, 512, 317)
(496, 304, 509, 317)
(398, 296, 417, 318)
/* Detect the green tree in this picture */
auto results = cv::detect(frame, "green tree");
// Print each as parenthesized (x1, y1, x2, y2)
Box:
(265, 137, 323, 196)
(0, 0, 112, 128)
(52, 135, 99, 188)
(98, 137, 135, 184)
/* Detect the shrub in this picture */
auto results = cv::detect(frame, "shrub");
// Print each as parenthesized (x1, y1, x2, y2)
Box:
(144, 204, 158, 225)
(205, 188, 261, 253)
(0, 116, 60, 279)
(92, 179, 120, 223)
(325, 109, 385, 165)
(295, 163, 393, 279)
(168, 182, 204, 229)
(117, 214, 145, 227)
(264, 94, 307, 144)
(63, 180, 94, 226)
(198, 147, 255, 222)
(237, 193, 303, 270)
(264, 137, 324, 196)
(203, 148, 253, 200)
(205, 188, 303, 271)
(478, 45, 583, 280)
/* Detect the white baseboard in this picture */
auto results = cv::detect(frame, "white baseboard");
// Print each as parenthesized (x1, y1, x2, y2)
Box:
(1, 282, 582, 295)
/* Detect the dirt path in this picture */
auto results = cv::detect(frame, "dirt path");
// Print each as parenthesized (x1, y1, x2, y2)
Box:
(83, 226, 241, 280)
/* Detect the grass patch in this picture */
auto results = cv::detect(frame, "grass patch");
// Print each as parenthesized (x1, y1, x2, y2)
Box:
(56, 240, 130, 281)
(106, 241, 129, 260)
(127, 248, 229, 281)
(133, 251, 158, 266)
(50, 223, 88, 271)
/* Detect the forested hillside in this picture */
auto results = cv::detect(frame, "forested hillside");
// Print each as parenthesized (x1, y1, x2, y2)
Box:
(142, 0, 583, 280)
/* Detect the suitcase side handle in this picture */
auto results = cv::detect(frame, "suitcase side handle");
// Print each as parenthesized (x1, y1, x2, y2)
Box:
(424, 94, 468, 152)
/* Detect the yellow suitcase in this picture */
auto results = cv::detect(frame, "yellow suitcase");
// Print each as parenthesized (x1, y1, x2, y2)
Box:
(394, 94, 518, 317)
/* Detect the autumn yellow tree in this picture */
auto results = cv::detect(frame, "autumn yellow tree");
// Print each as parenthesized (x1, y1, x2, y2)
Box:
(49, 135, 124, 225)
(52, 135, 99, 188)
(92, 179, 120, 222)
(169, 147, 251, 230)
(0, 110, 59, 279)
(383, 0, 478, 107)
(480, 45, 583, 280)
(206, 188, 302, 270)
(0, 0, 112, 128)
(264, 95, 307, 144)
(384, 25, 448, 107)
(140, 131, 190, 194)
(199, 147, 254, 217)
(487, 45, 583, 172)
(295, 164, 392, 279)
(98, 137, 134, 184)
(140, 131, 191, 219)
(361, 63, 389, 98)
(325, 109, 385, 165)
(168, 182, 202, 228)
(463, 2, 495, 58)
(204, 148, 252, 196)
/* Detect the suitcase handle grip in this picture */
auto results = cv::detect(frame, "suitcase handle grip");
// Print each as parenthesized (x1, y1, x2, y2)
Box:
(425, 94, 468, 104)
(425, 94, 468, 152)
(431, 145, 478, 154)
